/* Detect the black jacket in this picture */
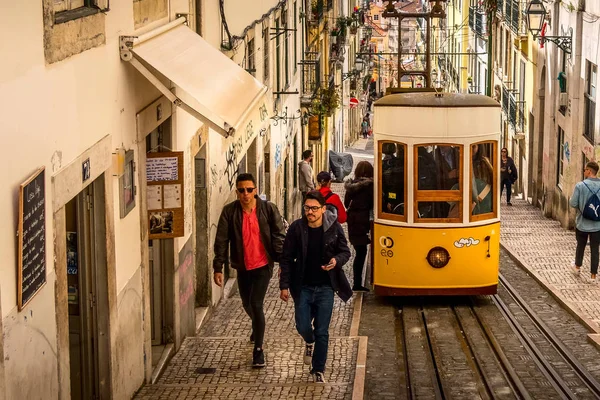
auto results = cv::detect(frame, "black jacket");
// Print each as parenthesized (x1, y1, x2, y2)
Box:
(344, 178, 374, 246)
(213, 197, 286, 273)
(501, 156, 518, 183)
(279, 211, 353, 302)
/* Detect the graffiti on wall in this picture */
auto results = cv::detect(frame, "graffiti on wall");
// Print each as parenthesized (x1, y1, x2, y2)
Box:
(564, 142, 570, 162)
(225, 142, 239, 190)
(274, 143, 282, 170)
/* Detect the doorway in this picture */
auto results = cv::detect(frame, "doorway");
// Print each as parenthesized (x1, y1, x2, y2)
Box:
(146, 120, 175, 373)
(66, 175, 110, 400)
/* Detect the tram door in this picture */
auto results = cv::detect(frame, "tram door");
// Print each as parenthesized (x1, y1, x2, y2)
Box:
(66, 176, 110, 400)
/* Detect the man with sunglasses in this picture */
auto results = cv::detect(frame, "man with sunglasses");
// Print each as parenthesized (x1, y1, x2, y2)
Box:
(279, 191, 352, 383)
(213, 173, 286, 368)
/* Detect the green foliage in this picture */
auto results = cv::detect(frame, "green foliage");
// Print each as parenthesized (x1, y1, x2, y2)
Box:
(311, 86, 340, 116)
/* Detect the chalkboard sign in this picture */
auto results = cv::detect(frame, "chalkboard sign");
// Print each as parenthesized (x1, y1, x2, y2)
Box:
(18, 167, 47, 310)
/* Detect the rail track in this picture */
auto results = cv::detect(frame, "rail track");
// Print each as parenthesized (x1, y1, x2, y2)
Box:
(396, 274, 600, 399)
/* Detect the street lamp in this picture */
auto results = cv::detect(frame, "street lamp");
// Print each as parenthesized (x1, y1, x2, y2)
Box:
(342, 58, 366, 80)
(525, 0, 572, 54)
(525, 0, 545, 38)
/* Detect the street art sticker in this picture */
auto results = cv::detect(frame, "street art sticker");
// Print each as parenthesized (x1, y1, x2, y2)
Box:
(274, 144, 282, 170)
(564, 142, 570, 162)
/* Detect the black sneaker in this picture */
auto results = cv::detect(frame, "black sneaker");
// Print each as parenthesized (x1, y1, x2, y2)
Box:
(507, 202, 512, 206)
(352, 285, 370, 292)
(313, 371, 326, 383)
(252, 348, 265, 368)
(304, 343, 314, 365)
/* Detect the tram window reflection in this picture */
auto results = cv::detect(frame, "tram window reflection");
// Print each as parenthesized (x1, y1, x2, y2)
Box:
(381, 142, 405, 215)
(417, 145, 461, 191)
(471, 143, 495, 216)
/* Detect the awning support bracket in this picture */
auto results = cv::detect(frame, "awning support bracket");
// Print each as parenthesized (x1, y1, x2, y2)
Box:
(120, 36, 234, 138)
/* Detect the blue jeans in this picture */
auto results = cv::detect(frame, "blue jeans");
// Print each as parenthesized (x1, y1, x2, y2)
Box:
(294, 286, 334, 373)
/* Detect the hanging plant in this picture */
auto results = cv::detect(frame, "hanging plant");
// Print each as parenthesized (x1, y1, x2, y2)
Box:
(311, 86, 340, 117)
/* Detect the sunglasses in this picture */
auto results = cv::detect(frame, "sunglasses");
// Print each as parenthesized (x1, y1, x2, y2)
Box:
(303, 205, 322, 212)
(237, 187, 256, 194)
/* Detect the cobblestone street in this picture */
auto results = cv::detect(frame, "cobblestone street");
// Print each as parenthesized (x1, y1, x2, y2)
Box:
(500, 196, 600, 340)
(135, 138, 373, 399)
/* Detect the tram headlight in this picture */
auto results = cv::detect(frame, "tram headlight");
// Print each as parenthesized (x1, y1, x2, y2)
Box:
(426, 247, 450, 268)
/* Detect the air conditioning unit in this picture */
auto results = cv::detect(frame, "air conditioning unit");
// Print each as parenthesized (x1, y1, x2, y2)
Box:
(559, 93, 568, 107)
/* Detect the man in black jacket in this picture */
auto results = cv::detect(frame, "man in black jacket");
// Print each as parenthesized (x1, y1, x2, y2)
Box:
(213, 173, 286, 368)
(279, 191, 352, 383)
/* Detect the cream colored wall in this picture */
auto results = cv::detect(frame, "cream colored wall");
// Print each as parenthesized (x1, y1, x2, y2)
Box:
(0, 0, 195, 398)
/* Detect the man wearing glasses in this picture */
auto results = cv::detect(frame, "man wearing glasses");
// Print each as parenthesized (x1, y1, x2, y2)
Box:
(279, 191, 352, 383)
(213, 173, 286, 368)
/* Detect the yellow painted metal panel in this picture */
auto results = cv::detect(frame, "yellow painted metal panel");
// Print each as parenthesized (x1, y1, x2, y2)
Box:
(373, 222, 500, 289)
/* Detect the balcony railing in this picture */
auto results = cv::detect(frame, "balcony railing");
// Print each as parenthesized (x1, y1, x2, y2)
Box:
(502, 82, 526, 133)
(300, 51, 321, 104)
(469, 6, 488, 38)
(308, 0, 324, 25)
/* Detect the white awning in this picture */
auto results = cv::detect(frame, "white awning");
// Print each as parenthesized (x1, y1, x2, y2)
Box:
(120, 18, 268, 138)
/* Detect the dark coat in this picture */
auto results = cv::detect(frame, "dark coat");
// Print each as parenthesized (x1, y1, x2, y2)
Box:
(213, 197, 286, 274)
(279, 211, 353, 302)
(344, 178, 374, 246)
(500, 156, 518, 183)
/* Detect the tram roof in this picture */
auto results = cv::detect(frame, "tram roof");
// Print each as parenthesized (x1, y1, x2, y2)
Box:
(373, 92, 500, 108)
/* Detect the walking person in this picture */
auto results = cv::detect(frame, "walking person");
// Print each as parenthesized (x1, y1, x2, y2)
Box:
(344, 161, 374, 291)
(500, 147, 518, 205)
(317, 171, 347, 224)
(569, 161, 600, 282)
(361, 115, 370, 139)
(298, 149, 315, 199)
(213, 173, 286, 367)
(279, 191, 352, 383)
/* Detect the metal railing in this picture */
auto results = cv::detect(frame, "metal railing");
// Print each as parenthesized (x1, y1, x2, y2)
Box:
(502, 82, 526, 132)
(300, 51, 321, 104)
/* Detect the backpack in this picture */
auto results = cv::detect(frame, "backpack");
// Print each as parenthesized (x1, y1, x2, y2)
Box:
(323, 192, 339, 218)
(581, 181, 600, 221)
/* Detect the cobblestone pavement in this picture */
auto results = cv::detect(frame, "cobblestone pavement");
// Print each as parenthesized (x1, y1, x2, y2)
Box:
(500, 195, 600, 329)
(135, 139, 371, 399)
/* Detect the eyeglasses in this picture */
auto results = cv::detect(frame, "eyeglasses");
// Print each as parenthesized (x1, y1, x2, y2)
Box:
(303, 205, 322, 213)
(237, 187, 256, 194)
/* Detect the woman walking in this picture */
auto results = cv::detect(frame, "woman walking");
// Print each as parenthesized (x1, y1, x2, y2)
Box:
(344, 161, 374, 291)
(500, 147, 518, 205)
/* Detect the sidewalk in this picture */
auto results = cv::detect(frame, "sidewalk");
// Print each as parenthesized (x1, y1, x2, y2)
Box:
(135, 167, 368, 399)
(500, 196, 600, 339)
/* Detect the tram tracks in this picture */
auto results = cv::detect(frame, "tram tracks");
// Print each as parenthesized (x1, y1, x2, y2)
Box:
(397, 275, 600, 399)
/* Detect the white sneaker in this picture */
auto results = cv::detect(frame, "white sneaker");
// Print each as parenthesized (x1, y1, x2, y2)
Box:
(313, 371, 326, 383)
(304, 343, 313, 365)
(571, 261, 580, 275)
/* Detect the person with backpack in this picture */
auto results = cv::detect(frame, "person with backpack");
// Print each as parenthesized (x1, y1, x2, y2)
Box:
(569, 161, 600, 282)
(316, 171, 347, 224)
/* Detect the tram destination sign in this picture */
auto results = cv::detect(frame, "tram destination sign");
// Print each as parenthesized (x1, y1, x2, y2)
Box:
(18, 167, 47, 310)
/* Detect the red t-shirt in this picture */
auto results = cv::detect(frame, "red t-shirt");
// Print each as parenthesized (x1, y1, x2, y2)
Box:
(242, 207, 269, 270)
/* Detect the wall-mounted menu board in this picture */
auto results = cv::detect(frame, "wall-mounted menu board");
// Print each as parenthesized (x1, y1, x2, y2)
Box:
(18, 167, 47, 310)
(146, 152, 184, 239)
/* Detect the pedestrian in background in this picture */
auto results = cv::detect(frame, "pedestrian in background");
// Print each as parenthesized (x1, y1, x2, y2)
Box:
(569, 161, 600, 282)
(298, 149, 315, 199)
(317, 171, 347, 224)
(213, 173, 286, 367)
(279, 191, 352, 383)
(500, 147, 518, 205)
(344, 161, 374, 291)
(361, 114, 370, 139)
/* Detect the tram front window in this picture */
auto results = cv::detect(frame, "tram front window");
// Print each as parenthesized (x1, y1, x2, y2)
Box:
(416, 145, 462, 219)
(381, 142, 405, 216)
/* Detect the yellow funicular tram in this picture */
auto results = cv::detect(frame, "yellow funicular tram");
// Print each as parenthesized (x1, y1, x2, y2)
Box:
(371, 92, 501, 295)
